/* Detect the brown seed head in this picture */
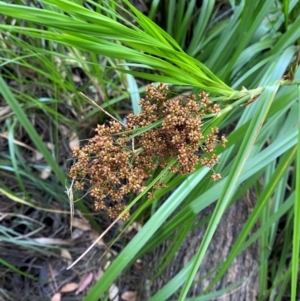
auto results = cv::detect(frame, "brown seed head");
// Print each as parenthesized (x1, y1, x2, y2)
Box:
(69, 84, 225, 220)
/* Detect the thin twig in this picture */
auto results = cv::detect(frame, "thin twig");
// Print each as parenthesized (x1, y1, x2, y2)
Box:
(65, 179, 74, 235)
(80, 92, 125, 126)
(67, 215, 122, 269)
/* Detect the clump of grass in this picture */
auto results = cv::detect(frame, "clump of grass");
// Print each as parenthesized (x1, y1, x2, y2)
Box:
(69, 83, 226, 220)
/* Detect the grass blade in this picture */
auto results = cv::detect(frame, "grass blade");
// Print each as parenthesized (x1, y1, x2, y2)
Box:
(291, 84, 300, 300)
(178, 83, 280, 300)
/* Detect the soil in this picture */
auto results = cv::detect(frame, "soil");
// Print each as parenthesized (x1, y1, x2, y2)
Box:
(0, 188, 259, 301)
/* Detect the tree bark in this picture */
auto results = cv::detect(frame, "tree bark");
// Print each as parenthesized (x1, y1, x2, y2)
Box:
(145, 190, 259, 301)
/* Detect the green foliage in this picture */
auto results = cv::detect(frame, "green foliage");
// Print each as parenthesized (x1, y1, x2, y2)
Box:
(0, 0, 299, 300)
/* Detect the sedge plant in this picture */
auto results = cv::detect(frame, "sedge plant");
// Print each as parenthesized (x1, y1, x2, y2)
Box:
(0, 0, 300, 300)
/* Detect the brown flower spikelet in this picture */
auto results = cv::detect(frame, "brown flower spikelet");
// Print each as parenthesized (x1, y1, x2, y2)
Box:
(69, 83, 226, 220)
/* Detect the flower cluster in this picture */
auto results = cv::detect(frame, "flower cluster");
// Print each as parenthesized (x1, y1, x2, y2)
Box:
(69, 84, 226, 220)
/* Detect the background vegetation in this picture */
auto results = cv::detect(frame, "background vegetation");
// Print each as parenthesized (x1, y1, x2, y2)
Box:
(0, 0, 299, 300)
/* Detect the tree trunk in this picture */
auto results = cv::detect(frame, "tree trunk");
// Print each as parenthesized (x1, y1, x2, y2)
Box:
(144, 190, 259, 300)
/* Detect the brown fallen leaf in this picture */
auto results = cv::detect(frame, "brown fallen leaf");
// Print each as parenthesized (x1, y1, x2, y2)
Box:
(104, 260, 111, 270)
(60, 282, 78, 293)
(60, 125, 69, 136)
(51, 292, 61, 301)
(90, 230, 107, 247)
(59, 125, 79, 149)
(72, 74, 82, 83)
(46, 142, 54, 151)
(60, 248, 73, 262)
(33, 237, 74, 245)
(0, 131, 50, 165)
(134, 259, 143, 270)
(31, 151, 44, 161)
(121, 291, 137, 301)
(72, 217, 91, 231)
(94, 268, 104, 281)
(125, 222, 142, 233)
(75, 272, 93, 295)
(109, 283, 119, 301)
(0, 132, 37, 153)
(0, 106, 11, 116)
(40, 166, 52, 179)
(69, 131, 80, 149)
